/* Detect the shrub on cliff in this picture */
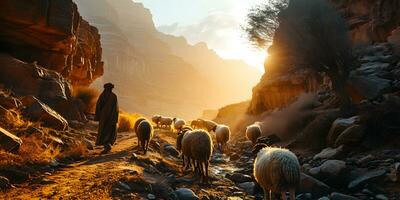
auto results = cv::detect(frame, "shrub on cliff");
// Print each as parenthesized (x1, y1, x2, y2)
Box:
(245, 0, 356, 109)
(72, 87, 99, 114)
(118, 112, 141, 132)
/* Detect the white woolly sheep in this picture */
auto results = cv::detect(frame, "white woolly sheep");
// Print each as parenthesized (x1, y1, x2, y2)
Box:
(254, 146, 300, 200)
(152, 115, 162, 128)
(176, 127, 193, 168)
(181, 130, 213, 183)
(246, 123, 262, 145)
(159, 116, 173, 129)
(214, 124, 230, 153)
(173, 118, 186, 131)
(136, 120, 154, 154)
(133, 117, 147, 147)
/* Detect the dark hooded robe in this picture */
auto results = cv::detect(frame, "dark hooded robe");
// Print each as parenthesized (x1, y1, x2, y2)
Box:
(95, 89, 119, 146)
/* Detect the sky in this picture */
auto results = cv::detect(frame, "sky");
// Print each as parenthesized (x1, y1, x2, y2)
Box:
(134, 0, 267, 72)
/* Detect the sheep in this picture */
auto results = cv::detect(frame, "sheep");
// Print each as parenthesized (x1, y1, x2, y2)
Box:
(159, 116, 173, 129)
(136, 119, 154, 154)
(213, 124, 230, 153)
(152, 115, 162, 128)
(173, 118, 186, 132)
(246, 122, 262, 145)
(181, 130, 213, 183)
(190, 119, 201, 129)
(253, 145, 300, 200)
(176, 126, 193, 168)
(133, 117, 147, 147)
(197, 119, 218, 133)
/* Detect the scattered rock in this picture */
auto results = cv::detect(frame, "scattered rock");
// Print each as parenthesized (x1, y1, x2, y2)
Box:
(147, 193, 156, 200)
(0, 126, 22, 152)
(299, 173, 331, 197)
(348, 170, 386, 190)
(334, 125, 365, 147)
(356, 154, 375, 165)
(375, 194, 389, 200)
(330, 192, 359, 200)
(226, 173, 252, 183)
(229, 153, 240, 161)
(0, 176, 11, 190)
(21, 96, 68, 130)
(163, 144, 180, 157)
(314, 145, 345, 160)
(296, 193, 313, 200)
(117, 181, 131, 191)
(388, 162, 400, 182)
(256, 134, 281, 146)
(175, 188, 199, 200)
(327, 116, 360, 147)
(83, 138, 94, 150)
(237, 182, 255, 195)
(319, 160, 346, 178)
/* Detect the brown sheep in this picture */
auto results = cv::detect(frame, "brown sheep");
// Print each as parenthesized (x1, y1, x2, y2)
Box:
(136, 120, 154, 154)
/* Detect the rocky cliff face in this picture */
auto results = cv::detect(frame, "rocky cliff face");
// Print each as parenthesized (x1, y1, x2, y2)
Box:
(331, 0, 400, 46)
(75, 0, 261, 118)
(248, 0, 400, 115)
(0, 0, 103, 124)
(0, 0, 103, 86)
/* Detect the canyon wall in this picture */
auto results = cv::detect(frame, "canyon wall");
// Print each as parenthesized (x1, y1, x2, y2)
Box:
(75, 0, 261, 119)
(0, 0, 103, 122)
(248, 0, 400, 114)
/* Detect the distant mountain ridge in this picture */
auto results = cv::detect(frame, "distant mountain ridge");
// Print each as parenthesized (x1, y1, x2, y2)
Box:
(74, 0, 261, 118)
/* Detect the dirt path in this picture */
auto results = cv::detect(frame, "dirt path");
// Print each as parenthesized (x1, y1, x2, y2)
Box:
(1, 129, 254, 200)
(1, 132, 144, 199)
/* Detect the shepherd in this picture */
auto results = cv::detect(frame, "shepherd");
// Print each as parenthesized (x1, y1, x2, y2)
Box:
(95, 83, 119, 154)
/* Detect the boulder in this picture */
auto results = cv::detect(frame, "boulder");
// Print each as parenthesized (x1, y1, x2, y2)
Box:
(334, 125, 365, 147)
(0, 93, 21, 110)
(0, 54, 87, 122)
(347, 74, 391, 101)
(163, 144, 179, 158)
(237, 182, 255, 195)
(175, 188, 199, 200)
(298, 173, 331, 197)
(0, 126, 22, 152)
(319, 160, 346, 178)
(0, 176, 11, 190)
(348, 170, 386, 190)
(327, 116, 360, 147)
(21, 96, 68, 130)
(314, 145, 345, 160)
(330, 192, 359, 200)
(226, 173, 252, 183)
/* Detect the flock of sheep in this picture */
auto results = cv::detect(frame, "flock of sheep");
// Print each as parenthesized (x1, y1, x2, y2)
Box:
(132, 115, 300, 200)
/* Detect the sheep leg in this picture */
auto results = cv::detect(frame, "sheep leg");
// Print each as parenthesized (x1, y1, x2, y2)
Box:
(289, 188, 295, 200)
(281, 192, 287, 200)
(182, 155, 185, 168)
(262, 188, 269, 200)
(205, 160, 209, 184)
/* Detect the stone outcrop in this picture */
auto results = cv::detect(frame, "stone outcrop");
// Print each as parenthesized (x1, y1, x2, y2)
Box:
(21, 96, 68, 131)
(248, 0, 400, 115)
(0, 0, 103, 86)
(0, 126, 22, 153)
(331, 0, 400, 46)
(0, 54, 85, 122)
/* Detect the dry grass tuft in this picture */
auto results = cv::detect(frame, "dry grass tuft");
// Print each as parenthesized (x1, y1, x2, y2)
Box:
(0, 135, 60, 166)
(72, 87, 99, 114)
(118, 112, 142, 132)
(58, 140, 88, 160)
